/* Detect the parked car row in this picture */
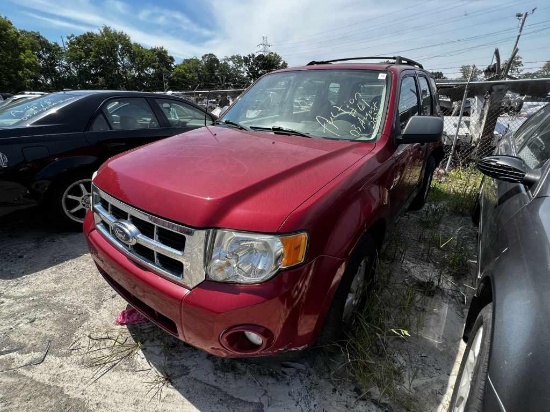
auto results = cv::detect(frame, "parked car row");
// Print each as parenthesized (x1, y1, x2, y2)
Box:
(4, 57, 550, 409)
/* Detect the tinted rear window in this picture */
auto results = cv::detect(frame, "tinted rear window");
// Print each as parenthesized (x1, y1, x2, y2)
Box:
(0, 94, 82, 127)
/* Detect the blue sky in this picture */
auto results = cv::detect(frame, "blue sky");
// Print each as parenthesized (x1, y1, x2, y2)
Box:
(3, 0, 549, 78)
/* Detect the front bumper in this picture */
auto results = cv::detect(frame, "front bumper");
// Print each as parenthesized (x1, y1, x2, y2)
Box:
(84, 212, 344, 357)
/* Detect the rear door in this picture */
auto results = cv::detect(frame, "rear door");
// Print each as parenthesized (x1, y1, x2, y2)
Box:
(84, 97, 171, 159)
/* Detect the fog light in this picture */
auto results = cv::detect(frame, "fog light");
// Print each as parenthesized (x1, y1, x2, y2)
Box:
(244, 331, 263, 346)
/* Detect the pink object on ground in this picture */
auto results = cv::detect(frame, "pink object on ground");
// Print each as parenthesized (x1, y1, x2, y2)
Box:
(115, 307, 148, 325)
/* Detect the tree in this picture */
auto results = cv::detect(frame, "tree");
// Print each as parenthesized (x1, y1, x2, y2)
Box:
(459, 65, 482, 81)
(431, 71, 446, 80)
(19, 30, 65, 91)
(148, 47, 174, 91)
(521, 61, 550, 79)
(0, 16, 39, 92)
(172, 58, 202, 90)
(243, 53, 288, 81)
(538, 61, 550, 78)
(503, 55, 523, 77)
(65, 26, 134, 89)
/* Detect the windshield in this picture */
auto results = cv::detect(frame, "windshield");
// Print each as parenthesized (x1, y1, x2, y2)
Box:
(0, 93, 80, 127)
(221, 69, 389, 140)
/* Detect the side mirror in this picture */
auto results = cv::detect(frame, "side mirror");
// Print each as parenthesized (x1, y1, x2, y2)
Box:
(398, 116, 443, 144)
(477, 155, 541, 187)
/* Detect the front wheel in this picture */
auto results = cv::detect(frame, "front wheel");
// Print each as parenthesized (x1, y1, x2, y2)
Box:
(47, 174, 92, 230)
(450, 303, 493, 412)
(317, 235, 378, 346)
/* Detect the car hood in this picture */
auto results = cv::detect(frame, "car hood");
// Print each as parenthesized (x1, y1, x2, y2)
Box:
(95, 126, 374, 232)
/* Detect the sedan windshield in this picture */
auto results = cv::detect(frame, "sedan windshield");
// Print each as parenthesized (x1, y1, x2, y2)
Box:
(221, 69, 388, 140)
(0, 93, 80, 127)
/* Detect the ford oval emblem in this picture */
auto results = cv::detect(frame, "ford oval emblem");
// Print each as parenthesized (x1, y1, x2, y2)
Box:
(112, 220, 140, 246)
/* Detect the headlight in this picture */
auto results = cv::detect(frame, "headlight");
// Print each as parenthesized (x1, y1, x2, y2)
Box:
(206, 230, 308, 284)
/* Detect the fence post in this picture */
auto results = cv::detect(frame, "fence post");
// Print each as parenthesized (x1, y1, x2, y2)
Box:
(445, 65, 476, 172)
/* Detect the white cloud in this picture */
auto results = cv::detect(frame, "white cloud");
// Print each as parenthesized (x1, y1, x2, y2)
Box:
(10, 0, 548, 73)
(23, 12, 96, 32)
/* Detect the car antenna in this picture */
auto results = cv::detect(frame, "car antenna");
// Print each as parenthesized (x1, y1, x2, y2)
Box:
(204, 88, 208, 127)
(203, 87, 219, 141)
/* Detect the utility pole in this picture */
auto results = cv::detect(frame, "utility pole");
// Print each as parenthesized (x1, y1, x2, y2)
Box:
(257, 36, 272, 54)
(503, 8, 536, 78)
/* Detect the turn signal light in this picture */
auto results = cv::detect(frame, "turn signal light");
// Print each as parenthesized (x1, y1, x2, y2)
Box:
(280, 233, 308, 268)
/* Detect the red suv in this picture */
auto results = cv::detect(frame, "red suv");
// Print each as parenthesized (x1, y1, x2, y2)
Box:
(84, 56, 444, 357)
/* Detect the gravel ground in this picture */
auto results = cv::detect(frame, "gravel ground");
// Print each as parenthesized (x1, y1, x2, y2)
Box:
(0, 208, 472, 411)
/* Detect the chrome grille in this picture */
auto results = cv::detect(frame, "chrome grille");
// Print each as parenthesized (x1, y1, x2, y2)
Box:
(91, 185, 207, 289)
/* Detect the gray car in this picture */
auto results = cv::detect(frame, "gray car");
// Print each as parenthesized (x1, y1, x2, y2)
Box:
(450, 103, 550, 410)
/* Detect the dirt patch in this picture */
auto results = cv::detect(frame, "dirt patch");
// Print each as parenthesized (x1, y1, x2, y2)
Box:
(0, 200, 476, 411)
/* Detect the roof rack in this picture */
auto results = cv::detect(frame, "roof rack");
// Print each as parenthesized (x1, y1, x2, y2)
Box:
(306, 56, 423, 69)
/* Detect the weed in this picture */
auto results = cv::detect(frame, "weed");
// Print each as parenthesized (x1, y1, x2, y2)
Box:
(431, 167, 482, 215)
(84, 331, 143, 384)
(145, 368, 172, 403)
(342, 166, 480, 408)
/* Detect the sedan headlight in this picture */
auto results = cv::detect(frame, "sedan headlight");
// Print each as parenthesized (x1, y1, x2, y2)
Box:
(206, 230, 308, 284)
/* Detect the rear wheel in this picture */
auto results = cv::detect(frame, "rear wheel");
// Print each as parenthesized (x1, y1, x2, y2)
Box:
(317, 235, 378, 346)
(47, 173, 92, 230)
(409, 156, 436, 211)
(450, 304, 493, 412)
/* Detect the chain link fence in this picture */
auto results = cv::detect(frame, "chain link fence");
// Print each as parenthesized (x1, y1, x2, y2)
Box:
(438, 79, 550, 170)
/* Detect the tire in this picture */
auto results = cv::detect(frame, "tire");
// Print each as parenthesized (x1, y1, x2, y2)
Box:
(46, 172, 93, 231)
(409, 156, 436, 211)
(317, 235, 378, 346)
(449, 304, 493, 412)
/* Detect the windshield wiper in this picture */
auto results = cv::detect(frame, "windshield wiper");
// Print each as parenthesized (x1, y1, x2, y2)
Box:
(250, 126, 313, 138)
(214, 120, 250, 131)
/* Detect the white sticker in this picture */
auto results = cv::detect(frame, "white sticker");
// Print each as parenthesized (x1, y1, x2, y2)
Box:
(378, 73, 387, 80)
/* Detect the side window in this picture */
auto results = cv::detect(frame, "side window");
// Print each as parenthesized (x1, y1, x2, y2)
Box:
(155, 99, 207, 127)
(418, 76, 432, 115)
(91, 114, 110, 131)
(103, 98, 159, 130)
(398, 76, 419, 130)
(514, 104, 550, 149)
(517, 110, 550, 169)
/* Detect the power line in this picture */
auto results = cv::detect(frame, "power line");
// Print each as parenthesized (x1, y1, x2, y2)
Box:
(276, 0, 530, 55)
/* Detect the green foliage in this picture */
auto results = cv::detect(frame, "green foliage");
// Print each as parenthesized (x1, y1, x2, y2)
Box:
(430, 167, 482, 215)
(0, 16, 288, 93)
(459, 65, 482, 81)
(499, 55, 524, 78)
(0, 16, 39, 91)
(431, 71, 446, 80)
(243, 52, 288, 81)
(521, 61, 550, 79)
